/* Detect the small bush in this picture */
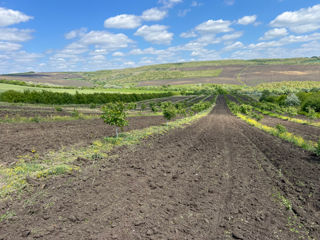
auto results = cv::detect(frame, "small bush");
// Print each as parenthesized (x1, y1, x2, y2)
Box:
(276, 124, 287, 134)
(89, 103, 96, 109)
(316, 139, 320, 156)
(55, 106, 63, 112)
(162, 105, 176, 122)
(240, 104, 252, 115)
(285, 93, 300, 107)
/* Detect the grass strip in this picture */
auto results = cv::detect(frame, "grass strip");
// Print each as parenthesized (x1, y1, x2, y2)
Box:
(0, 101, 216, 199)
(237, 113, 317, 152)
(0, 114, 100, 124)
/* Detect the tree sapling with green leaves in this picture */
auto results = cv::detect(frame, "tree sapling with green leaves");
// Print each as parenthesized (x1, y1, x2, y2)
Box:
(101, 102, 128, 138)
(162, 104, 176, 126)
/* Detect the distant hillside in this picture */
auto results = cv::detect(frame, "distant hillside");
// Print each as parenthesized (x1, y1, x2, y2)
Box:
(1, 57, 320, 87)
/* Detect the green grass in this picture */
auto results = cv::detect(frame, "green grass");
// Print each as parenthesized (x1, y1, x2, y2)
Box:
(0, 83, 173, 94)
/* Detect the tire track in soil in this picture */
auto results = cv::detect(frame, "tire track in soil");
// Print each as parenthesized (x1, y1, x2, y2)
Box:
(0, 96, 319, 239)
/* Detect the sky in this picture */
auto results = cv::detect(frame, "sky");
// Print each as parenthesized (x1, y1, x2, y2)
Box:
(1, 0, 320, 73)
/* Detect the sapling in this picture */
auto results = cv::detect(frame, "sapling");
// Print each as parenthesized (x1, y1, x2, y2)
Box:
(101, 102, 128, 138)
(162, 105, 176, 126)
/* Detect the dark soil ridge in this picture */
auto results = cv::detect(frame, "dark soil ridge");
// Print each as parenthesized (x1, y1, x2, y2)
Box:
(0, 116, 166, 165)
(0, 96, 319, 239)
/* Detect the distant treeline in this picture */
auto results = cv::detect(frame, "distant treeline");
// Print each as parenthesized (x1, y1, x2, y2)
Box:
(0, 90, 174, 105)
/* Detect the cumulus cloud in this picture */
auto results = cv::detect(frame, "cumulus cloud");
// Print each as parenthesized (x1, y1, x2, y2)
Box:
(0, 41, 22, 51)
(104, 14, 141, 29)
(237, 15, 257, 25)
(135, 25, 173, 45)
(195, 19, 233, 34)
(65, 28, 87, 40)
(0, 7, 33, 27)
(0, 28, 33, 42)
(141, 8, 167, 21)
(79, 31, 133, 49)
(221, 31, 243, 41)
(223, 41, 244, 52)
(112, 51, 125, 57)
(260, 28, 288, 40)
(270, 4, 320, 33)
(180, 31, 197, 38)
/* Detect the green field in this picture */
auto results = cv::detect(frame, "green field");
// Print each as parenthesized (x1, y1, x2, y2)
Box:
(0, 83, 171, 94)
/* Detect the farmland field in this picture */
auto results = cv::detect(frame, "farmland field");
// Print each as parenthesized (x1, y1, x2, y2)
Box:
(0, 58, 320, 240)
(0, 96, 319, 239)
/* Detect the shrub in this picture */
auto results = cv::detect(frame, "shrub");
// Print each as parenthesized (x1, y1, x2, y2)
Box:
(89, 103, 96, 109)
(55, 106, 63, 112)
(101, 102, 128, 138)
(276, 124, 287, 134)
(316, 139, 320, 156)
(285, 93, 300, 107)
(239, 104, 252, 115)
(162, 105, 176, 124)
(140, 103, 146, 111)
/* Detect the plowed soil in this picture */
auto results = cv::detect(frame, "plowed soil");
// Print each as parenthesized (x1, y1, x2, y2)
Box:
(260, 115, 320, 142)
(0, 96, 319, 239)
(0, 116, 165, 165)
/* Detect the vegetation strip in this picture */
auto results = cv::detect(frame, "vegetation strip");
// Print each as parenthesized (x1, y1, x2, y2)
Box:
(0, 114, 100, 124)
(225, 97, 318, 154)
(0, 102, 215, 199)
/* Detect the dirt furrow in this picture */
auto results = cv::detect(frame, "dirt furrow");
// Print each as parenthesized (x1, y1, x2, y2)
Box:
(0, 96, 319, 239)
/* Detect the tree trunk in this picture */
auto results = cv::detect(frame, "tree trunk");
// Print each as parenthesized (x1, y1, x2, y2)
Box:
(116, 127, 118, 138)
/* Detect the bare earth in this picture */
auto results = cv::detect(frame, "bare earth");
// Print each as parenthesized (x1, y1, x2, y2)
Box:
(0, 96, 319, 239)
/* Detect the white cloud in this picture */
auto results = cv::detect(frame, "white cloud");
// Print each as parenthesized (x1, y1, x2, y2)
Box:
(221, 31, 243, 41)
(129, 47, 167, 55)
(0, 7, 33, 27)
(260, 28, 288, 40)
(223, 41, 244, 51)
(159, 0, 183, 9)
(65, 28, 87, 39)
(0, 28, 33, 42)
(141, 8, 167, 21)
(112, 51, 125, 57)
(195, 19, 233, 34)
(104, 14, 141, 29)
(180, 31, 197, 38)
(191, 1, 202, 7)
(237, 15, 257, 25)
(270, 4, 320, 33)
(0, 41, 22, 51)
(79, 31, 133, 49)
(135, 25, 173, 45)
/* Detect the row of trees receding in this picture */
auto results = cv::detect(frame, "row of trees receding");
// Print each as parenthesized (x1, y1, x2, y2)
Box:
(0, 90, 174, 105)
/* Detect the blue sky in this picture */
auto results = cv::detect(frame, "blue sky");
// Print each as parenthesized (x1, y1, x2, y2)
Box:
(1, 0, 320, 73)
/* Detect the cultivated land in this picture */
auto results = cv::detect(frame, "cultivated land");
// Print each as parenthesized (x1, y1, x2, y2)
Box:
(0, 58, 319, 239)
(1, 58, 320, 88)
(0, 97, 319, 239)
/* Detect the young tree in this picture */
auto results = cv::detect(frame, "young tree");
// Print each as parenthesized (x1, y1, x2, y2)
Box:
(140, 103, 146, 111)
(101, 102, 128, 138)
(162, 105, 176, 126)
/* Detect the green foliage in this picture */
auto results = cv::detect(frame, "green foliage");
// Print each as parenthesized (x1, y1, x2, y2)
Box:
(0, 90, 174, 105)
(151, 105, 159, 112)
(162, 105, 177, 121)
(316, 139, 320, 156)
(306, 107, 317, 120)
(284, 106, 298, 117)
(127, 102, 136, 110)
(240, 104, 253, 115)
(55, 106, 63, 112)
(285, 93, 300, 106)
(299, 91, 320, 112)
(101, 102, 128, 130)
(191, 102, 211, 113)
(89, 103, 96, 109)
(276, 124, 287, 134)
(140, 103, 146, 111)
